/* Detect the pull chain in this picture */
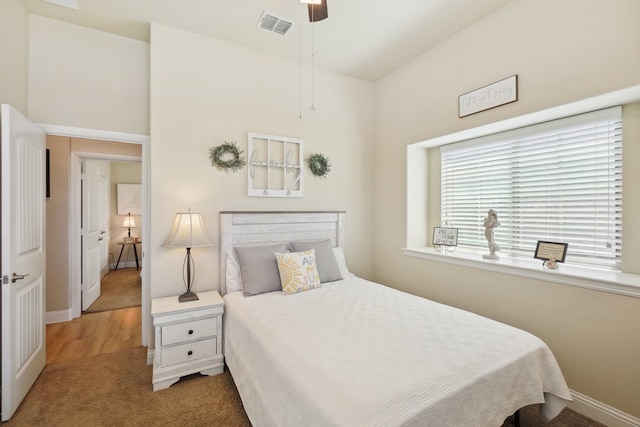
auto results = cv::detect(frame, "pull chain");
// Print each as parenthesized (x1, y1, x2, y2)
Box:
(310, 5, 316, 112)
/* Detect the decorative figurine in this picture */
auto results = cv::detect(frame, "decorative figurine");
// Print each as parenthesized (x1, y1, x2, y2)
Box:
(483, 209, 501, 259)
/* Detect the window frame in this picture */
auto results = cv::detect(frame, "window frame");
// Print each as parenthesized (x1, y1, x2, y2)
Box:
(439, 107, 622, 269)
(404, 86, 640, 298)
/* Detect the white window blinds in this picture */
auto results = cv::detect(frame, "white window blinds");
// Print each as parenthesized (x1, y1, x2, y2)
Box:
(440, 107, 622, 268)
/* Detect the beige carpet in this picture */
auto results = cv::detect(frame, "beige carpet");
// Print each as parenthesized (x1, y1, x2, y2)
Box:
(4, 347, 605, 427)
(85, 268, 141, 313)
(4, 347, 251, 427)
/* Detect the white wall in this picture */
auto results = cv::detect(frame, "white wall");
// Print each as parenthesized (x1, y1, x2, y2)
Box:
(0, 0, 29, 114)
(28, 15, 149, 135)
(374, 0, 640, 418)
(26, 16, 148, 315)
(149, 24, 375, 301)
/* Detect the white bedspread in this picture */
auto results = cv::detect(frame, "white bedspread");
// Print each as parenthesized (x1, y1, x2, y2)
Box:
(223, 277, 572, 427)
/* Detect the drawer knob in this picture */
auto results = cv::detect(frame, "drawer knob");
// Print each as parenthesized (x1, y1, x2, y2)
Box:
(188, 329, 194, 335)
(187, 350, 193, 356)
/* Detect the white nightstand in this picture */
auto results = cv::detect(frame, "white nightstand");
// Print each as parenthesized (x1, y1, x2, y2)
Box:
(151, 290, 224, 391)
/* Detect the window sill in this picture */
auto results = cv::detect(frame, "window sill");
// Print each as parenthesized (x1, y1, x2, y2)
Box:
(402, 247, 640, 298)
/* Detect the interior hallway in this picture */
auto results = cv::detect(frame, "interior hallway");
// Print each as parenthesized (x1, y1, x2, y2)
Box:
(45, 268, 143, 364)
(45, 306, 141, 364)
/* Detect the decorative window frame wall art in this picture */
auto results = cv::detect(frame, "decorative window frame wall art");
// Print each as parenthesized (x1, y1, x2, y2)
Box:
(248, 132, 303, 197)
(459, 75, 518, 118)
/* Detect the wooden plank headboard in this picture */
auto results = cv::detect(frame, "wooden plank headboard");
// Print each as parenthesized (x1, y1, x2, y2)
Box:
(219, 211, 346, 295)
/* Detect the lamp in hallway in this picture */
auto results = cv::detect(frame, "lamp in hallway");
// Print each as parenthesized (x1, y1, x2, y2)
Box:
(162, 209, 213, 302)
(122, 213, 136, 238)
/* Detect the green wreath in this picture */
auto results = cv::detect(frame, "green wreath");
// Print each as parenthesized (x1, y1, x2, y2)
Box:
(209, 141, 246, 172)
(306, 153, 332, 178)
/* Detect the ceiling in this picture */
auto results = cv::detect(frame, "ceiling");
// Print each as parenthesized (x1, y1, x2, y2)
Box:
(23, 0, 511, 82)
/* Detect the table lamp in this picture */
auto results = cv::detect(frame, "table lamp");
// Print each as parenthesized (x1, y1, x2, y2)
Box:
(122, 213, 136, 238)
(162, 209, 213, 302)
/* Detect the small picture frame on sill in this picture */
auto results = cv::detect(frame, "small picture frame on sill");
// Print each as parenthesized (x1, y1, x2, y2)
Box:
(433, 227, 458, 253)
(534, 241, 568, 269)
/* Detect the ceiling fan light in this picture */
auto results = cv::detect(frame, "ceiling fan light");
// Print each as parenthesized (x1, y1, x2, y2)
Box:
(307, 1, 328, 22)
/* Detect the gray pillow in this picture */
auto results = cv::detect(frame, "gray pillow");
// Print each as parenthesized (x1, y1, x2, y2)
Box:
(290, 239, 342, 283)
(234, 243, 288, 296)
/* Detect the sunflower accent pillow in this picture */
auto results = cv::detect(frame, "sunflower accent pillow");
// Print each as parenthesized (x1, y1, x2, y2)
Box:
(275, 250, 321, 295)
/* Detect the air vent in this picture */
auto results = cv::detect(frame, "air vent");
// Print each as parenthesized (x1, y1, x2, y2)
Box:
(257, 11, 295, 36)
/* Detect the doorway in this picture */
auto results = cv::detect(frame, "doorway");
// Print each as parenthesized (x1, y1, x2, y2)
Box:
(48, 154, 143, 365)
(82, 158, 142, 313)
(42, 125, 149, 349)
(71, 153, 142, 318)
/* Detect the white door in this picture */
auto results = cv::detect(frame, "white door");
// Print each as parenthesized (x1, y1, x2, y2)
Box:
(81, 161, 102, 310)
(1, 104, 46, 421)
(100, 174, 109, 277)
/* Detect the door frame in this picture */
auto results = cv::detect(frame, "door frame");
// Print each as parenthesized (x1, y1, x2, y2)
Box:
(38, 124, 150, 347)
(76, 154, 140, 311)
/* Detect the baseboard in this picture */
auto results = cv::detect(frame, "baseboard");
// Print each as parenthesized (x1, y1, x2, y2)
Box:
(46, 309, 73, 324)
(569, 389, 640, 427)
(147, 348, 155, 366)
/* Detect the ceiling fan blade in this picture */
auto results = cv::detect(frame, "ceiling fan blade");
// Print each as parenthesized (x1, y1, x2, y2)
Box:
(308, 0, 328, 22)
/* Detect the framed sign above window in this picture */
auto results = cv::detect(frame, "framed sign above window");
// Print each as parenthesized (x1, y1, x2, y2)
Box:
(459, 75, 518, 117)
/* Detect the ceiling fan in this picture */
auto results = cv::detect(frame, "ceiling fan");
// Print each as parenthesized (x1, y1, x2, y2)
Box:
(301, 0, 328, 22)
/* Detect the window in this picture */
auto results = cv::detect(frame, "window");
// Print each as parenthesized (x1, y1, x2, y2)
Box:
(440, 107, 622, 269)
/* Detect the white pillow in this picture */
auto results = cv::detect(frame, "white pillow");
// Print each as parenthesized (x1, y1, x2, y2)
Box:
(333, 247, 354, 278)
(225, 248, 243, 294)
(276, 250, 321, 295)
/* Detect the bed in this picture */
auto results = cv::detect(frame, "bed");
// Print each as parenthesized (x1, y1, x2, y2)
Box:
(219, 211, 572, 426)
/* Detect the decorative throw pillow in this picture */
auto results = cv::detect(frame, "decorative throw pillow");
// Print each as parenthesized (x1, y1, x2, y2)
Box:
(290, 239, 342, 283)
(276, 250, 321, 295)
(234, 243, 288, 296)
(333, 247, 354, 279)
(225, 248, 243, 294)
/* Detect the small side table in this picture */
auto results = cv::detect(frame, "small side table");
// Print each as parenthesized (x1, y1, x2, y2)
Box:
(151, 291, 224, 391)
(115, 241, 140, 271)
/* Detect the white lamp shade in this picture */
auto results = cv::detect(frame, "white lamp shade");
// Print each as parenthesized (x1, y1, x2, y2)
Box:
(301, 0, 322, 4)
(162, 211, 213, 248)
(122, 215, 136, 229)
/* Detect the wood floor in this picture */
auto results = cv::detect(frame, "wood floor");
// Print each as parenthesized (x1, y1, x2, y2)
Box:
(45, 306, 142, 364)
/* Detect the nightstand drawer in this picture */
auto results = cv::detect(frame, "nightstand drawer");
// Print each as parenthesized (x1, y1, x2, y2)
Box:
(160, 338, 217, 367)
(161, 317, 217, 346)
(151, 291, 225, 391)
